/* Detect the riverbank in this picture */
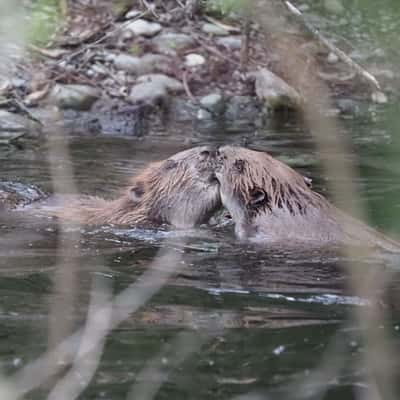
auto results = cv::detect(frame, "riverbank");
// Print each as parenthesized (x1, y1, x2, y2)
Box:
(0, 0, 396, 142)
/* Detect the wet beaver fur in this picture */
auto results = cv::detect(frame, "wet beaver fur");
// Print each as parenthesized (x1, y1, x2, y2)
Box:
(215, 145, 400, 251)
(30, 146, 221, 229)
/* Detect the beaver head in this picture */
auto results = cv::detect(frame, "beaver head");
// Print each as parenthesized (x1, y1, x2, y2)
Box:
(127, 146, 221, 227)
(215, 145, 336, 242)
(79, 146, 221, 228)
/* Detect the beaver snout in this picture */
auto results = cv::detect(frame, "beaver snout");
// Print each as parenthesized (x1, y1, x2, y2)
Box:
(208, 173, 219, 185)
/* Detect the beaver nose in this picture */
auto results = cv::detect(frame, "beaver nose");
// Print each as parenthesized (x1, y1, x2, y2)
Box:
(200, 146, 219, 158)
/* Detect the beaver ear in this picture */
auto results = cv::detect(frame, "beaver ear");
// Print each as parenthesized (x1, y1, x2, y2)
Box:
(249, 188, 266, 206)
(303, 176, 312, 188)
(129, 183, 145, 203)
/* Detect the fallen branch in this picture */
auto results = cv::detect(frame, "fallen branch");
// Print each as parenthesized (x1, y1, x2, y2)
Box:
(283, 0, 382, 91)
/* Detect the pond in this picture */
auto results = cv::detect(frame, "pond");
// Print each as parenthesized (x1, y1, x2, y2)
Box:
(2, 0, 400, 398)
(1, 99, 400, 400)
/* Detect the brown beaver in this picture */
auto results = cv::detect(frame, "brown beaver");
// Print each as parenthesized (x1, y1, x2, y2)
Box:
(26, 146, 221, 229)
(215, 145, 400, 251)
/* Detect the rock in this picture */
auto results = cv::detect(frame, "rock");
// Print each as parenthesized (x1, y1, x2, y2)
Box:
(137, 74, 183, 92)
(89, 63, 108, 77)
(111, 53, 170, 75)
(0, 181, 45, 209)
(130, 82, 167, 104)
(152, 32, 195, 55)
(197, 109, 212, 120)
(336, 98, 361, 115)
(202, 23, 229, 36)
(168, 98, 197, 122)
(125, 19, 162, 37)
(184, 54, 206, 68)
(216, 36, 242, 50)
(8, 78, 26, 89)
(0, 131, 26, 143)
(0, 110, 41, 139)
(224, 96, 262, 131)
(130, 74, 183, 104)
(327, 52, 339, 64)
(49, 84, 100, 111)
(324, 0, 345, 14)
(371, 91, 388, 104)
(200, 93, 224, 114)
(252, 68, 302, 111)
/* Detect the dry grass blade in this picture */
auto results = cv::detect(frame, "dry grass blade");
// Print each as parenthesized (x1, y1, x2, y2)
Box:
(46, 277, 112, 400)
(46, 109, 81, 351)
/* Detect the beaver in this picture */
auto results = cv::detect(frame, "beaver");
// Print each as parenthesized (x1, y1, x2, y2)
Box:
(25, 146, 221, 229)
(215, 145, 400, 251)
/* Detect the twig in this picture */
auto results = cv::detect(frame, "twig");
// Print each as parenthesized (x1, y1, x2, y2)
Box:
(182, 70, 197, 103)
(141, 0, 159, 18)
(283, 0, 381, 91)
(10, 97, 44, 126)
(193, 34, 241, 67)
(204, 15, 241, 33)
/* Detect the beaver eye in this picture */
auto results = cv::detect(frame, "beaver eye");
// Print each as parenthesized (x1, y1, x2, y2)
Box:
(249, 188, 267, 206)
(304, 176, 312, 188)
(234, 159, 245, 173)
(129, 183, 145, 202)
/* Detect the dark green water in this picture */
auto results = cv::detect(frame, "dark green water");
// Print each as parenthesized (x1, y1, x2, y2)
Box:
(1, 103, 400, 400)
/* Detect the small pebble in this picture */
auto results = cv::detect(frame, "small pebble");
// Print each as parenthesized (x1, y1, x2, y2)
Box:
(125, 19, 162, 38)
(184, 53, 206, 67)
(327, 52, 339, 64)
(371, 91, 388, 104)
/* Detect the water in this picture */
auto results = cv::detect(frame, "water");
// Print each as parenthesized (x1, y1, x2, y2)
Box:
(2, 2, 400, 399)
(2, 106, 400, 399)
